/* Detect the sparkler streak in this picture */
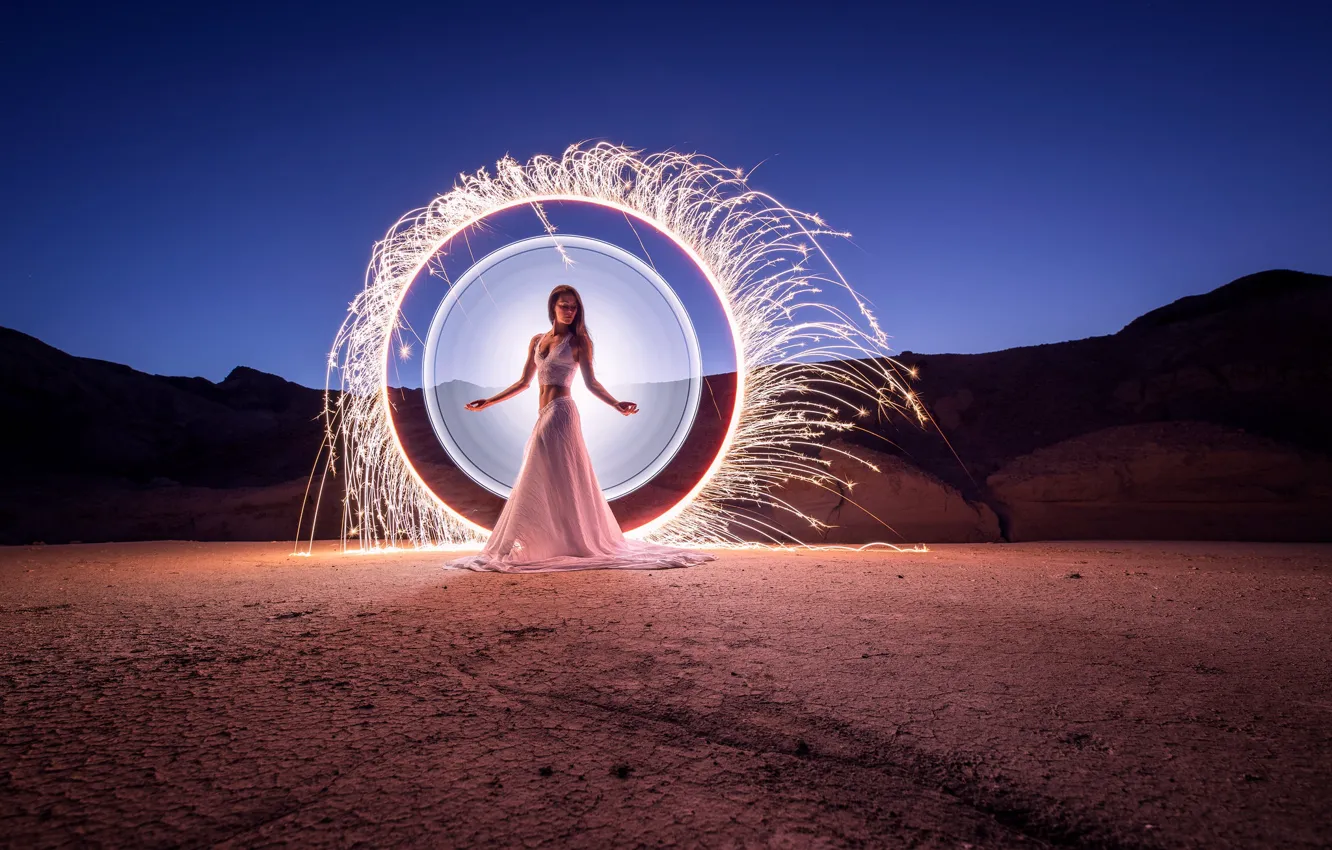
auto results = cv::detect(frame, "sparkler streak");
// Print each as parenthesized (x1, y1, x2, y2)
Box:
(303, 143, 926, 552)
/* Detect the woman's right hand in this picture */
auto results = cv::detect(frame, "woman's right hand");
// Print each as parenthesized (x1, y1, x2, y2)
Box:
(465, 399, 490, 411)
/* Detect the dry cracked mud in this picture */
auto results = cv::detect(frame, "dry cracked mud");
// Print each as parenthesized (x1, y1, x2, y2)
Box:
(2, 541, 1329, 848)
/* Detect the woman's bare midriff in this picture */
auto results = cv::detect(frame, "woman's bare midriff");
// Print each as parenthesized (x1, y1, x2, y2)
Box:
(538, 384, 571, 408)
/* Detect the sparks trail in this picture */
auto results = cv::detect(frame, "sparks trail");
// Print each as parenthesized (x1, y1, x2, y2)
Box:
(308, 143, 927, 553)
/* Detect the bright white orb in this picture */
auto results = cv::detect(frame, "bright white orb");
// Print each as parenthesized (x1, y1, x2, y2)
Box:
(421, 235, 703, 500)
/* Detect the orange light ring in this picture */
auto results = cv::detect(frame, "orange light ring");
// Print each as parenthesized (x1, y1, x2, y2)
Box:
(380, 195, 744, 539)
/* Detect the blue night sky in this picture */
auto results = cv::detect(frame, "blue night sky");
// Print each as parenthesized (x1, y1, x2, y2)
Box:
(3, 1, 1329, 389)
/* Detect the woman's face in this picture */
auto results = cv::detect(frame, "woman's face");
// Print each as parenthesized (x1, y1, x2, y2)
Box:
(553, 294, 579, 327)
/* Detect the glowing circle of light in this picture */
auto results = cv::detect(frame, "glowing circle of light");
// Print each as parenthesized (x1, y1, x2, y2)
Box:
(305, 143, 928, 552)
(420, 234, 704, 502)
(389, 194, 740, 542)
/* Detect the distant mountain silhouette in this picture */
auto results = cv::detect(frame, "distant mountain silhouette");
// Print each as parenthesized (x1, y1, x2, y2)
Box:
(1122, 269, 1328, 332)
(1, 268, 1328, 544)
(803, 268, 1332, 541)
(0, 328, 325, 487)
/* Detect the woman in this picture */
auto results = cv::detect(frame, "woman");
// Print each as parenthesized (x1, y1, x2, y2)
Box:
(445, 284, 716, 573)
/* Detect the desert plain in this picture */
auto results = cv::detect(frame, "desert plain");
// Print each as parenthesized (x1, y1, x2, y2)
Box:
(2, 541, 1328, 848)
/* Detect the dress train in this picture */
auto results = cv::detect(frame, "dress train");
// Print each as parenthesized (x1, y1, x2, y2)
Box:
(445, 395, 715, 573)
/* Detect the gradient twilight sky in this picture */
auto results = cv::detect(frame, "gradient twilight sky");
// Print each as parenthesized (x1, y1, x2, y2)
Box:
(3, 1, 1329, 389)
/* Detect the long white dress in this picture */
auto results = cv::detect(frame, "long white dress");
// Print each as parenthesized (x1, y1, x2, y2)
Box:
(445, 333, 716, 573)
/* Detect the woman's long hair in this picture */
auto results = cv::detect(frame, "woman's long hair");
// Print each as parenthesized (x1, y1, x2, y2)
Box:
(548, 284, 592, 359)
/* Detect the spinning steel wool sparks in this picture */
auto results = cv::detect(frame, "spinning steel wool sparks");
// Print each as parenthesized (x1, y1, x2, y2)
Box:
(300, 143, 927, 553)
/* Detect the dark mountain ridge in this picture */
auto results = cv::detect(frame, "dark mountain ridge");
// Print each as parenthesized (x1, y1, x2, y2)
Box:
(0, 328, 326, 488)
(872, 268, 1332, 496)
(2, 268, 1328, 543)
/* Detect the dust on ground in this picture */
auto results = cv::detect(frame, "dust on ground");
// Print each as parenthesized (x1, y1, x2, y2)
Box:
(2, 541, 1329, 848)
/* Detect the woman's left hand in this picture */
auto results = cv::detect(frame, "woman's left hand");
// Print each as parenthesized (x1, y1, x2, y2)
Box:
(615, 400, 639, 416)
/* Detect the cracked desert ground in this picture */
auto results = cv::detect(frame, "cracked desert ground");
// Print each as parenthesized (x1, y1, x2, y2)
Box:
(2, 541, 1329, 848)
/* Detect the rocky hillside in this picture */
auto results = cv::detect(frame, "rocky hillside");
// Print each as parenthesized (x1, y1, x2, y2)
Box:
(1, 269, 1328, 544)
(812, 269, 1332, 542)
(0, 329, 335, 544)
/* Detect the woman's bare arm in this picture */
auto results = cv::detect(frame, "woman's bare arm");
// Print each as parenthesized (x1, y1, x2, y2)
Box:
(577, 336, 638, 416)
(466, 334, 540, 410)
